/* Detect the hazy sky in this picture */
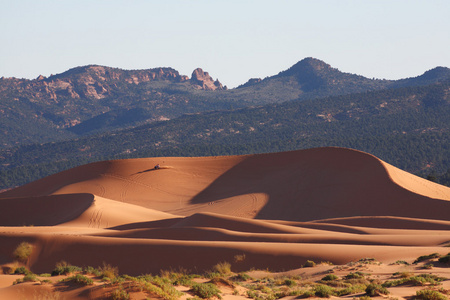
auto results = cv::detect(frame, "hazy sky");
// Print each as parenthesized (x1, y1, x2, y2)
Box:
(1, 0, 449, 88)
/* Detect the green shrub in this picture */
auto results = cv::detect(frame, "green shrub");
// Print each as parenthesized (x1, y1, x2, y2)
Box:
(283, 278, 296, 287)
(321, 274, 339, 281)
(52, 262, 82, 276)
(39, 273, 52, 277)
(365, 283, 389, 296)
(303, 260, 316, 268)
(64, 274, 94, 286)
(13, 242, 33, 263)
(231, 273, 253, 282)
(344, 272, 364, 279)
(438, 255, 450, 264)
(83, 266, 102, 276)
(414, 253, 441, 264)
(191, 283, 222, 299)
(111, 286, 130, 300)
(416, 289, 447, 300)
(13, 273, 38, 285)
(314, 284, 334, 297)
(359, 296, 372, 300)
(213, 262, 231, 275)
(14, 266, 30, 275)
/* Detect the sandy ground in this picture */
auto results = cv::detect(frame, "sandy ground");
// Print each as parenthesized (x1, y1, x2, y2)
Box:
(0, 147, 449, 299)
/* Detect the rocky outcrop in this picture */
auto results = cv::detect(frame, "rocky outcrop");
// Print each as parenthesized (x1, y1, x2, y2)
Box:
(237, 78, 262, 88)
(190, 68, 225, 91)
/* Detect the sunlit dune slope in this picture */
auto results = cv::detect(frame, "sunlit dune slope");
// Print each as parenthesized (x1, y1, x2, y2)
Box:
(1, 147, 450, 274)
(0, 193, 179, 228)
(2, 147, 449, 222)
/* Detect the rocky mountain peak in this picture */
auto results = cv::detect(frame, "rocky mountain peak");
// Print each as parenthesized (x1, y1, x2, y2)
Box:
(190, 68, 224, 91)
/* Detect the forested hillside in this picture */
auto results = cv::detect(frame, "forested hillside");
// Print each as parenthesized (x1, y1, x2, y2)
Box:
(1, 79, 449, 190)
(2, 58, 449, 148)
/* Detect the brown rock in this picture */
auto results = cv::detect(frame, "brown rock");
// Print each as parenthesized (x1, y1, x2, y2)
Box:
(190, 68, 224, 91)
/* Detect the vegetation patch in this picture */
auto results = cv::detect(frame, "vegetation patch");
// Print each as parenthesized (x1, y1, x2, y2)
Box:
(416, 289, 448, 300)
(191, 283, 222, 299)
(414, 253, 441, 264)
(13, 242, 33, 263)
(52, 261, 82, 276)
(64, 274, 94, 286)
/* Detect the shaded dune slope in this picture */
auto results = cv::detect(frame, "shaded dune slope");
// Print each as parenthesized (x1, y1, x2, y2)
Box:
(1, 147, 450, 274)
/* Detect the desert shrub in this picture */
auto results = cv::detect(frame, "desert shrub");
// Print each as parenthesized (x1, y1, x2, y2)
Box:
(100, 262, 118, 280)
(13, 273, 38, 285)
(83, 266, 102, 276)
(234, 254, 246, 263)
(111, 286, 130, 300)
(344, 272, 365, 279)
(321, 274, 339, 281)
(231, 272, 253, 282)
(209, 277, 234, 288)
(40, 273, 51, 277)
(191, 283, 222, 299)
(52, 261, 82, 276)
(416, 289, 447, 300)
(65, 274, 94, 286)
(213, 262, 231, 275)
(383, 274, 445, 288)
(438, 254, 450, 264)
(303, 260, 316, 268)
(314, 284, 335, 297)
(283, 278, 296, 287)
(358, 258, 378, 264)
(414, 253, 441, 264)
(365, 283, 389, 296)
(423, 264, 434, 269)
(13, 242, 33, 263)
(335, 284, 367, 296)
(393, 271, 413, 278)
(392, 260, 409, 265)
(14, 266, 30, 275)
(359, 296, 372, 300)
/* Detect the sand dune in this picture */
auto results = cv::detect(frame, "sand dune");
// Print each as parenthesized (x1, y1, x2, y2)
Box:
(1, 147, 449, 276)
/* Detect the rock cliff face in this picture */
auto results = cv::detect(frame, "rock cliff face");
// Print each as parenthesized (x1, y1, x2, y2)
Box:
(190, 68, 225, 91)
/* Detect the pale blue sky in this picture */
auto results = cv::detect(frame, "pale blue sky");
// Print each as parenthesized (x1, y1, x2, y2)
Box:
(1, 0, 449, 87)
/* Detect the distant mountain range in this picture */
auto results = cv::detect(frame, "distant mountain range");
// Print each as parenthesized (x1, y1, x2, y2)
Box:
(1, 57, 450, 189)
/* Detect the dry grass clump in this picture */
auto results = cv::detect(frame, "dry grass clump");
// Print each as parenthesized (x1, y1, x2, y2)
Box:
(63, 274, 94, 286)
(13, 242, 33, 263)
(100, 262, 119, 280)
(213, 261, 232, 275)
(416, 289, 448, 300)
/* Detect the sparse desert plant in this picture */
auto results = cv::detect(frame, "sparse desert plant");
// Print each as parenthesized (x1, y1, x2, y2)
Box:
(14, 266, 30, 275)
(359, 296, 372, 300)
(234, 254, 246, 263)
(111, 286, 130, 300)
(344, 272, 365, 279)
(51, 261, 82, 276)
(438, 254, 450, 264)
(365, 283, 389, 296)
(213, 261, 231, 275)
(83, 266, 102, 276)
(391, 260, 409, 265)
(39, 273, 51, 277)
(314, 284, 335, 297)
(416, 289, 448, 300)
(100, 262, 118, 280)
(393, 271, 413, 278)
(191, 283, 222, 299)
(321, 274, 339, 281)
(414, 253, 441, 264)
(13, 242, 33, 263)
(231, 272, 253, 282)
(64, 274, 94, 286)
(303, 260, 316, 268)
(283, 278, 296, 287)
(13, 273, 38, 285)
(423, 263, 434, 269)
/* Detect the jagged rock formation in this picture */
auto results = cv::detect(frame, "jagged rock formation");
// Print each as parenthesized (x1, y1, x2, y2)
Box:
(190, 68, 225, 91)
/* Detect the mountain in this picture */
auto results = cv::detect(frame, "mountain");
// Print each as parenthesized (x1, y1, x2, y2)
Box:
(1, 58, 449, 148)
(1, 79, 449, 190)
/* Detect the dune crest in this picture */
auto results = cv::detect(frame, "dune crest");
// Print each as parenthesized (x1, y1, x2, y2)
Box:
(1, 147, 450, 275)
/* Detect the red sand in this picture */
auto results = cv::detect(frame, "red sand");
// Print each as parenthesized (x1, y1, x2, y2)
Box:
(1, 147, 449, 276)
